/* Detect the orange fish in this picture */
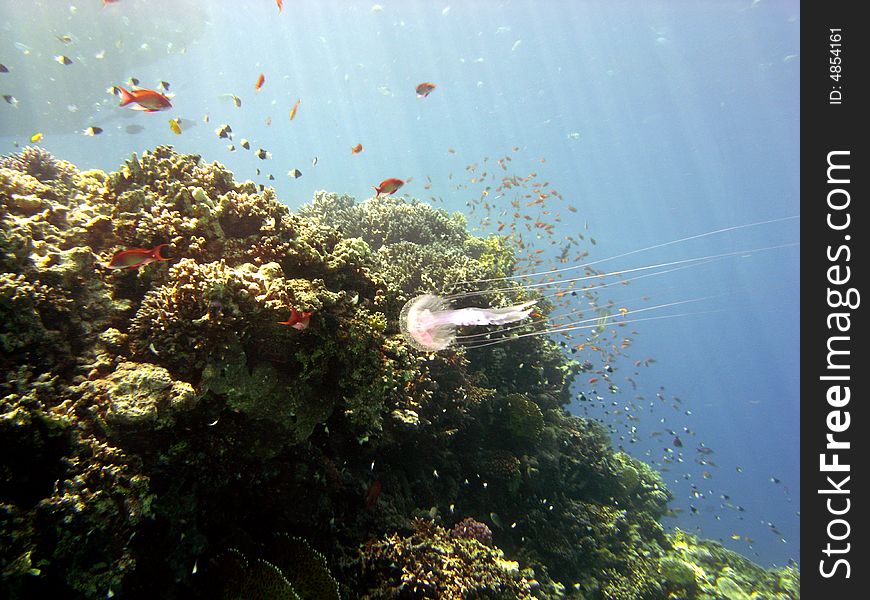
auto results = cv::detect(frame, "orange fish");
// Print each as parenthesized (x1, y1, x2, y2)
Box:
(415, 82, 436, 97)
(276, 0, 283, 12)
(255, 73, 265, 91)
(278, 308, 313, 331)
(107, 244, 172, 269)
(373, 178, 404, 198)
(289, 98, 301, 120)
(351, 143, 363, 154)
(365, 479, 382, 508)
(117, 86, 172, 112)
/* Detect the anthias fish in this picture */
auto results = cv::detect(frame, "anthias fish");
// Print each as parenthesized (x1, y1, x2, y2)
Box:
(373, 178, 404, 198)
(107, 244, 172, 270)
(117, 86, 172, 112)
(415, 82, 436, 97)
(278, 308, 313, 331)
(351, 143, 363, 154)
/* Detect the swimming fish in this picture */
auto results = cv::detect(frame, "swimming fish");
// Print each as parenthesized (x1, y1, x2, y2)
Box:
(240, 139, 250, 150)
(169, 118, 182, 134)
(373, 177, 404, 198)
(54, 55, 72, 65)
(83, 126, 103, 136)
(415, 82, 436, 97)
(107, 244, 172, 270)
(255, 73, 265, 91)
(289, 98, 301, 120)
(351, 143, 363, 154)
(276, 0, 283, 13)
(117, 86, 172, 112)
(30, 132, 44, 143)
(278, 308, 313, 330)
(287, 168, 302, 179)
(255, 148, 270, 160)
(215, 124, 232, 139)
(0, 64, 8, 73)
(365, 479, 382, 508)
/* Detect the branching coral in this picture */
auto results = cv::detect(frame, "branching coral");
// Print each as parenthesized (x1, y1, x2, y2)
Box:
(359, 519, 534, 599)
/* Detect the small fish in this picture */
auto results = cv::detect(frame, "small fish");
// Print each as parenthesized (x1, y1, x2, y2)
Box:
(287, 168, 302, 179)
(215, 124, 232, 139)
(415, 82, 436, 97)
(54, 55, 73, 65)
(230, 95, 242, 108)
(128, 77, 140, 87)
(351, 143, 363, 154)
(278, 308, 313, 330)
(226, 144, 236, 152)
(255, 148, 270, 160)
(159, 80, 171, 91)
(56, 35, 74, 44)
(107, 244, 172, 270)
(83, 126, 103, 136)
(169, 118, 182, 134)
(365, 479, 382, 508)
(311, 156, 318, 166)
(373, 177, 404, 198)
(289, 98, 301, 120)
(117, 86, 172, 112)
(267, 174, 275, 180)
(240, 139, 250, 150)
(673, 436, 683, 447)
(30, 132, 44, 143)
(276, 0, 283, 13)
(3, 95, 19, 106)
(255, 72, 265, 91)
(0, 64, 8, 73)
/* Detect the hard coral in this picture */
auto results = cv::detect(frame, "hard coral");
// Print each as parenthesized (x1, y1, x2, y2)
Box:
(449, 517, 494, 546)
(0, 146, 78, 186)
(359, 519, 534, 599)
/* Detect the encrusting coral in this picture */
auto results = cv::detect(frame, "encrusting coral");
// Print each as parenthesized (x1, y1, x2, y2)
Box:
(1, 147, 798, 599)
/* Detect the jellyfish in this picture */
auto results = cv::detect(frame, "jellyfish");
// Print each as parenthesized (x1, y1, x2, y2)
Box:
(399, 294, 538, 352)
(398, 215, 799, 352)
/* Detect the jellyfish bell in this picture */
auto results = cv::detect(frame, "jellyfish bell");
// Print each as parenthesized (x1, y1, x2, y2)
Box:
(400, 293, 537, 352)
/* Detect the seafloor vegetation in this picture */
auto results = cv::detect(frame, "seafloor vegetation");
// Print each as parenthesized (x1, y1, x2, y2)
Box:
(1, 146, 798, 599)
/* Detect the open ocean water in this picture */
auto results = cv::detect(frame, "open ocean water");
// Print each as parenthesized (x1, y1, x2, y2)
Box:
(1, 0, 799, 574)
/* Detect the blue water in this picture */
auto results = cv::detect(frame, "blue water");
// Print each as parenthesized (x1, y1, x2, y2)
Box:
(1, 0, 799, 568)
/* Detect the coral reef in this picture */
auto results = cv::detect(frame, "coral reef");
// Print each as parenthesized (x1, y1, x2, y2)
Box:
(359, 519, 534, 599)
(1, 147, 798, 599)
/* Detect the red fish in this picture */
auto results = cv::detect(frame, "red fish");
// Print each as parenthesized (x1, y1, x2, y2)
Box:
(117, 86, 172, 112)
(365, 479, 382, 508)
(415, 82, 436, 97)
(107, 244, 172, 269)
(289, 98, 301, 121)
(373, 178, 404, 198)
(278, 308, 313, 331)
(255, 73, 265, 91)
(351, 143, 363, 154)
(276, 0, 283, 12)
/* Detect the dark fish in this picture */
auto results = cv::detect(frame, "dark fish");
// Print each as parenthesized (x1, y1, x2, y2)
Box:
(255, 148, 270, 160)
(54, 55, 73, 65)
(287, 168, 302, 179)
(240, 139, 250, 150)
(83, 126, 103, 136)
(159, 80, 171, 91)
(0, 64, 8, 73)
